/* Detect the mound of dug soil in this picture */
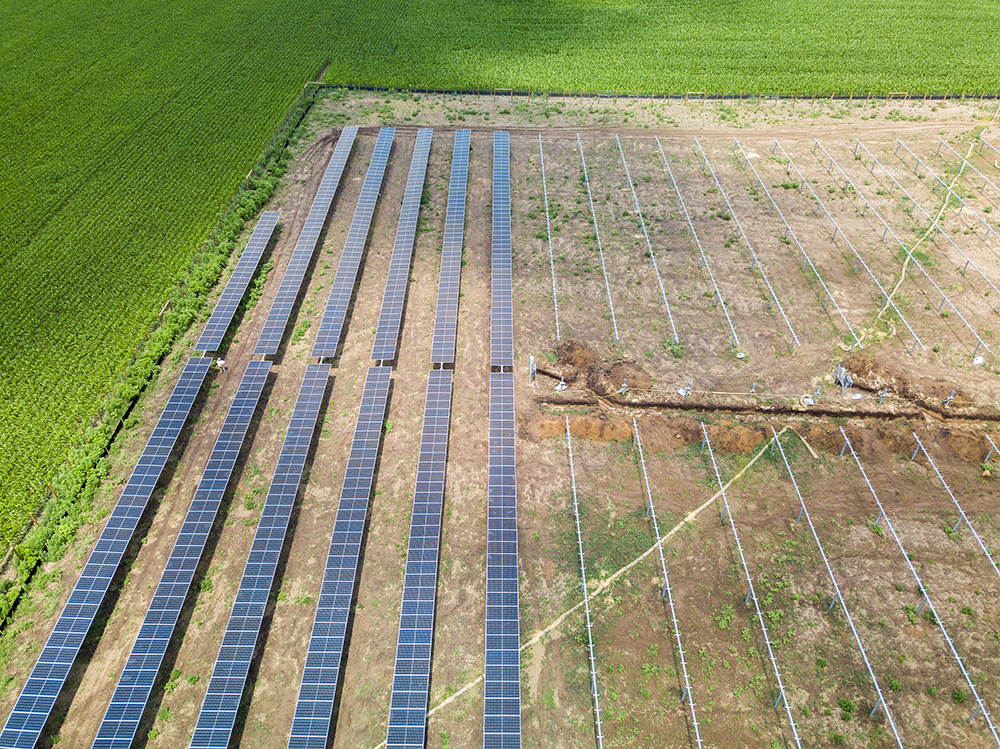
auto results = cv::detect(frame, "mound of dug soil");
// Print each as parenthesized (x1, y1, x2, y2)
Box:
(841, 353, 972, 408)
(538, 340, 654, 397)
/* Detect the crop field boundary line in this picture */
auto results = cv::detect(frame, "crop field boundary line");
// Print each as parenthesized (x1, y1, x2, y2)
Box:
(366, 426, 816, 749)
(319, 84, 999, 105)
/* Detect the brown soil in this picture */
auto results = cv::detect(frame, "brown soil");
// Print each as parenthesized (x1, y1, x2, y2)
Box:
(3, 92, 1000, 749)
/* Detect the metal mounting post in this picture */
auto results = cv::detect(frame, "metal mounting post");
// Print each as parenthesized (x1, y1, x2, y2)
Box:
(869, 697, 884, 717)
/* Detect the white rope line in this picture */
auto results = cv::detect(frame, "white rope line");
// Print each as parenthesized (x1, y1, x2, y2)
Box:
(366, 426, 811, 749)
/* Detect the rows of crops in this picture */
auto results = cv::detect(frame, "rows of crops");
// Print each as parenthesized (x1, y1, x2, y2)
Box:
(322, 0, 1000, 95)
(0, 0, 341, 545)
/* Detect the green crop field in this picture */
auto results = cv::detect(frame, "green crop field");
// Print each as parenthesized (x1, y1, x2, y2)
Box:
(324, 0, 1000, 95)
(2, 0, 998, 547)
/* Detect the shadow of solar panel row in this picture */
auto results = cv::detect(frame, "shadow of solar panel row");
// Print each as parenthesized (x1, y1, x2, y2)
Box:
(491, 132, 514, 368)
(189, 363, 330, 749)
(0, 357, 212, 749)
(312, 127, 396, 357)
(429, 129, 471, 365)
(372, 128, 433, 362)
(287, 366, 392, 749)
(196, 212, 281, 352)
(484, 371, 521, 749)
(91, 361, 270, 749)
(255, 127, 358, 355)
(384, 369, 453, 748)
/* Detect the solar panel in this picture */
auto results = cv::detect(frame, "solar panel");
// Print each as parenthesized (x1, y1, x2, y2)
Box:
(189, 363, 330, 749)
(429, 129, 471, 365)
(0, 357, 212, 749)
(491, 132, 513, 368)
(196, 211, 281, 352)
(371, 128, 433, 362)
(312, 127, 396, 357)
(384, 369, 453, 748)
(92, 361, 270, 749)
(287, 366, 392, 749)
(483, 371, 520, 749)
(255, 127, 358, 355)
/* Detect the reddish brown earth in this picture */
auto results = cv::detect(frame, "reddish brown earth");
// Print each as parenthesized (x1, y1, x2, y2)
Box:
(3, 92, 1000, 749)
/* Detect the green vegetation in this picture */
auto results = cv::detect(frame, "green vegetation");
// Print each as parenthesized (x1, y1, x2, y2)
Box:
(0, 0, 329, 546)
(321, 0, 1000, 94)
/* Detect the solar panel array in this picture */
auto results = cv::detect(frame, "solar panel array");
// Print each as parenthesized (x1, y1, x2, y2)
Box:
(484, 371, 520, 749)
(92, 361, 271, 749)
(384, 369, 453, 748)
(312, 127, 396, 358)
(491, 132, 514, 368)
(0, 357, 212, 749)
(190, 363, 330, 749)
(255, 127, 358, 355)
(287, 366, 392, 749)
(372, 128, 433, 362)
(429, 129, 472, 365)
(196, 211, 281, 352)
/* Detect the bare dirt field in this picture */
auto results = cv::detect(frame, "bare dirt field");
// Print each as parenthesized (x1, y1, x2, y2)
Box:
(3, 91, 1000, 749)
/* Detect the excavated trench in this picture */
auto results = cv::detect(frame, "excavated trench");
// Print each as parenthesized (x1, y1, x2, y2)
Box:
(526, 341, 1000, 471)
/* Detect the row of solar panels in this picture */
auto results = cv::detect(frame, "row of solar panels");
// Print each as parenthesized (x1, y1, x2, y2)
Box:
(200, 124, 474, 367)
(484, 132, 522, 749)
(385, 369, 453, 748)
(2, 127, 515, 749)
(1, 124, 374, 749)
(0, 357, 215, 749)
(202, 125, 469, 366)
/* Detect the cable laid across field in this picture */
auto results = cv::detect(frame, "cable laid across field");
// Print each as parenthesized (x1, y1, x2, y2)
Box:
(365, 426, 813, 749)
(538, 135, 562, 342)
